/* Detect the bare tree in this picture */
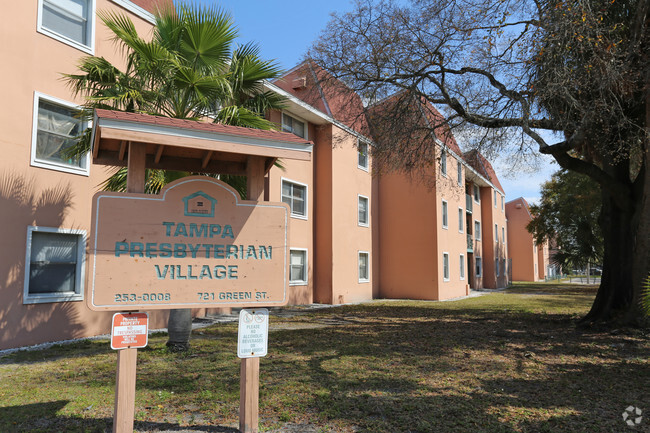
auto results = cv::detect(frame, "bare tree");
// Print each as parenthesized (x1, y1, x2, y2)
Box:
(310, 0, 649, 324)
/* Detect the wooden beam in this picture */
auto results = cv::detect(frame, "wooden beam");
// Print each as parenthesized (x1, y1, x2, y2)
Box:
(264, 157, 277, 174)
(126, 142, 146, 194)
(94, 152, 248, 176)
(100, 127, 311, 161)
(239, 356, 260, 433)
(246, 156, 265, 202)
(92, 128, 102, 159)
(113, 348, 138, 433)
(118, 140, 127, 161)
(201, 150, 213, 169)
(154, 145, 164, 164)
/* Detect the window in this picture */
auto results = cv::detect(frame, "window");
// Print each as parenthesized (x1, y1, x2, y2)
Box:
(440, 151, 447, 176)
(502, 227, 505, 244)
(358, 140, 369, 170)
(495, 224, 499, 242)
(495, 258, 500, 276)
(289, 249, 307, 285)
(281, 179, 307, 219)
(442, 200, 448, 229)
(460, 254, 465, 280)
(501, 195, 504, 211)
(457, 161, 463, 185)
(358, 195, 369, 226)
(458, 208, 464, 233)
(32, 93, 89, 175)
(282, 113, 306, 138)
(24, 226, 86, 304)
(473, 184, 480, 203)
(38, 0, 95, 53)
(475, 257, 482, 277)
(443, 253, 450, 281)
(494, 190, 497, 207)
(474, 221, 481, 240)
(358, 252, 369, 282)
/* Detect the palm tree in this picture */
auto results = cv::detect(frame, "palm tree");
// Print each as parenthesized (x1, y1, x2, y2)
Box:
(65, 3, 285, 350)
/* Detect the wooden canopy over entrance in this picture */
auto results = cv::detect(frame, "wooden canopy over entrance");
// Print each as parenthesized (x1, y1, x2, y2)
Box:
(90, 109, 312, 192)
(90, 109, 312, 433)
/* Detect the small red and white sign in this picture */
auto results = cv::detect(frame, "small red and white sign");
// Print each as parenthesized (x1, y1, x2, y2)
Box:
(111, 312, 149, 350)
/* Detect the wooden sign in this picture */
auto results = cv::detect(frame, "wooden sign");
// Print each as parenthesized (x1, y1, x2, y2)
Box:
(111, 312, 149, 349)
(87, 176, 289, 311)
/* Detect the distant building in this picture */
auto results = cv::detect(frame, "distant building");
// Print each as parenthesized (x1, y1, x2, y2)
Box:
(505, 197, 552, 281)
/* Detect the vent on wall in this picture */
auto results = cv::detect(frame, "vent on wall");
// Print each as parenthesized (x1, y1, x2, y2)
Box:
(292, 77, 307, 90)
(516, 203, 522, 209)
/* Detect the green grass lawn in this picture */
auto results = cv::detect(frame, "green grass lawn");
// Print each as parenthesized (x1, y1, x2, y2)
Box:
(1, 284, 648, 432)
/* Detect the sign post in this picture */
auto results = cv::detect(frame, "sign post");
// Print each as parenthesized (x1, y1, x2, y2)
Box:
(237, 308, 269, 433)
(88, 176, 289, 433)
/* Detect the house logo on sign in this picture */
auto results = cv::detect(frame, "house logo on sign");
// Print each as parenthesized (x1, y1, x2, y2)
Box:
(183, 191, 217, 217)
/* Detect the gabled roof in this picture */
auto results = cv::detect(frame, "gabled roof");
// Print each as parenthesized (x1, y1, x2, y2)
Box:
(463, 150, 505, 194)
(273, 61, 370, 136)
(505, 197, 533, 219)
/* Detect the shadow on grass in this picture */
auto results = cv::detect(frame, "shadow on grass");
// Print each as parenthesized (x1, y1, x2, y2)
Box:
(0, 400, 239, 433)
(3, 298, 648, 432)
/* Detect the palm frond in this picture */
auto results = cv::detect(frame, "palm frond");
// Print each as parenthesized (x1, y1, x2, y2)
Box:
(215, 106, 277, 130)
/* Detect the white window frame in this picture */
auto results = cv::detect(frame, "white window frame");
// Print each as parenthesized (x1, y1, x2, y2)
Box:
(502, 227, 505, 244)
(31, 92, 91, 176)
(289, 248, 308, 286)
(494, 190, 497, 208)
(281, 112, 307, 139)
(473, 184, 480, 203)
(501, 194, 505, 211)
(495, 223, 499, 243)
(281, 177, 308, 220)
(460, 253, 465, 280)
(358, 251, 370, 283)
(358, 194, 369, 227)
(457, 161, 463, 185)
(474, 220, 481, 240)
(441, 199, 448, 229)
(475, 257, 482, 277)
(440, 151, 447, 177)
(458, 207, 464, 233)
(357, 139, 369, 171)
(443, 252, 450, 281)
(37, 0, 96, 54)
(110, 0, 155, 24)
(23, 226, 86, 304)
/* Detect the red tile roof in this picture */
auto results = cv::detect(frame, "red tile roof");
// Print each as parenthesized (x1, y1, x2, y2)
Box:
(463, 150, 505, 193)
(94, 109, 313, 146)
(274, 61, 370, 135)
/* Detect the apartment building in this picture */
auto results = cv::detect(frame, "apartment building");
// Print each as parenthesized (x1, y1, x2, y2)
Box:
(0, 9, 507, 350)
(505, 197, 551, 281)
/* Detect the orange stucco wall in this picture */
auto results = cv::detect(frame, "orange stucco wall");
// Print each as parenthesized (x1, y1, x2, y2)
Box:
(0, 0, 171, 350)
(267, 111, 315, 305)
(506, 199, 540, 281)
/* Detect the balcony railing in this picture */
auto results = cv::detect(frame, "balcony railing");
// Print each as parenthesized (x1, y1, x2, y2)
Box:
(467, 233, 473, 252)
(466, 194, 473, 214)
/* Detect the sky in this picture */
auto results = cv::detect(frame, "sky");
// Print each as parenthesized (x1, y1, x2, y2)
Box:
(198, 0, 557, 204)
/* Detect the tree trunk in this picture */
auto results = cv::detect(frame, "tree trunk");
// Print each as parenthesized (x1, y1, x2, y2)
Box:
(166, 308, 192, 351)
(581, 163, 649, 325)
